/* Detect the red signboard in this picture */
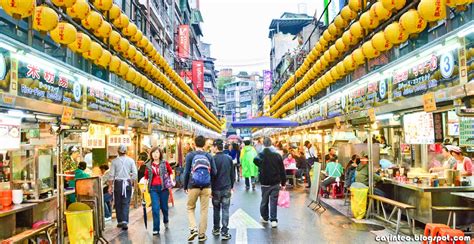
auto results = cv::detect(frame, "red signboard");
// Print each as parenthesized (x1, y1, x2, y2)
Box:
(178, 25, 190, 59)
(192, 60, 204, 94)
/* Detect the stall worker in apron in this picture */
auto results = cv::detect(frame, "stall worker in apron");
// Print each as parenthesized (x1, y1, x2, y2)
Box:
(108, 144, 138, 230)
(448, 146, 473, 177)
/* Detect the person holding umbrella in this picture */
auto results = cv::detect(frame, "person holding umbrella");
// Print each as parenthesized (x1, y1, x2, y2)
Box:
(143, 146, 174, 235)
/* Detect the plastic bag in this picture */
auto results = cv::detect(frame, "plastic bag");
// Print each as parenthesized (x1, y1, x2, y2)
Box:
(277, 190, 290, 208)
(350, 186, 368, 219)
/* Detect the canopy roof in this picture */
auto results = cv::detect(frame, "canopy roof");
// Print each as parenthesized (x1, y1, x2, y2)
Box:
(231, 116, 298, 128)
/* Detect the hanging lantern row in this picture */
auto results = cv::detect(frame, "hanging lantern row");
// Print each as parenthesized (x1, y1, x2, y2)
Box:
(0, 0, 221, 132)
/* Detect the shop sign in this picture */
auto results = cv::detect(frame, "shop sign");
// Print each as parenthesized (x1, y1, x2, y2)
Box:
(458, 37, 468, 85)
(423, 92, 437, 112)
(128, 100, 146, 121)
(263, 70, 272, 94)
(61, 107, 74, 124)
(82, 124, 106, 148)
(108, 134, 132, 146)
(319, 102, 328, 120)
(460, 117, 474, 146)
(392, 50, 459, 102)
(367, 78, 390, 107)
(192, 60, 204, 94)
(433, 112, 444, 143)
(0, 93, 16, 108)
(403, 112, 435, 144)
(0, 115, 21, 150)
(150, 108, 162, 125)
(327, 98, 343, 119)
(447, 111, 459, 136)
(17, 60, 83, 108)
(178, 25, 190, 59)
(86, 86, 127, 117)
(347, 86, 369, 112)
(0, 51, 11, 93)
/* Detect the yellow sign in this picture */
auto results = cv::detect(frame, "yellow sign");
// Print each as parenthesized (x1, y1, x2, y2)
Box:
(335, 117, 341, 127)
(61, 107, 74, 124)
(458, 37, 468, 85)
(423, 92, 437, 112)
(368, 108, 376, 122)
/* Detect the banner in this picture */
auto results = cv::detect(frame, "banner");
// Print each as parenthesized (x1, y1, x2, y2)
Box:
(86, 86, 127, 117)
(263, 70, 272, 94)
(0, 115, 21, 150)
(178, 25, 190, 59)
(82, 124, 106, 148)
(192, 60, 204, 94)
(108, 135, 132, 146)
(128, 99, 146, 121)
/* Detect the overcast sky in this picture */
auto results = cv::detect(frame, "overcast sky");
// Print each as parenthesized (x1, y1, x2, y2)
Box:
(199, 0, 321, 75)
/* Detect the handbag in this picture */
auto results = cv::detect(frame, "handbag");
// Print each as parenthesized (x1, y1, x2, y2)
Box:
(277, 190, 290, 208)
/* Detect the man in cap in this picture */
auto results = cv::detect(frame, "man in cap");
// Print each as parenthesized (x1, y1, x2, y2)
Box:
(108, 144, 138, 230)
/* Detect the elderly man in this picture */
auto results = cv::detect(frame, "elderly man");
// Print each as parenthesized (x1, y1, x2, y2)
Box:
(108, 144, 138, 230)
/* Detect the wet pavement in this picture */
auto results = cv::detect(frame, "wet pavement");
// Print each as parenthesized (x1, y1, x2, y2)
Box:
(108, 180, 381, 243)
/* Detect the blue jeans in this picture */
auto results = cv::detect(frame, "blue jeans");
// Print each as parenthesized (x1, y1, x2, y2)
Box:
(103, 192, 113, 218)
(260, 184, 280, 222)
(245, 177, 255, 188)
(149, 185, 170, 232)
(212, 189, 231, 233)
(114, 180, 132, 224)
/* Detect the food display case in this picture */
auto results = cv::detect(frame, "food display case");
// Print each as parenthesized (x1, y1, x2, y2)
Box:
(11, 145, 55, 200)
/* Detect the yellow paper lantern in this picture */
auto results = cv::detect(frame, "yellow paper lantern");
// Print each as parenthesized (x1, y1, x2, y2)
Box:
(350, 21, 364, 38)
(133, 51, 143, 65)
(371, 31, 393, 52)
(108, 4, 121, 20)
(113, 13, 129, 28)
(50, 22, 77, 45)
(370, 2, 391, 21)
(138, 36, 149, 49)
(399, 9, 427, 34)
(82, 41, 103, 61)
(82, 11, 103, 30)
(328, 23, 340, 36)
(330, 67, 341, 81)
(341, 6, 357, 20)
(123, 22, 137, 37)
(93, 0, 113, 11)
(323, 30, 334, 42)
(315, 42, 323, 52)
(125, 68, 137, 82)
(115, 38, 130, 54)
(381, 0, 406, 11)
(145, 80, 153, 91)
(343, 55, 357, 71)
(384, 22, 408, 45)
(145, 42, 154, 54)
(324, 50, 333, 63)
(334, 15, 348, 29)
(360, 12, 379, 30)
(352, 48, 366, 65)
(68, 32, 91, 53)
(131, 30, 143, 43)
(51, 0, 76, 8)
(109, 56, 121, 72)
(96, 49, 111, 67)
(33, 6, 59, 32)
(118, 61, 129, 76)
(362, 41, 380, 59)
(329, 45, 339, 59)
(94, 21, 112, 38)
(417, 0, 446, 22)
(319, 38, 329, 48)
(324, 73, 334, 85)
(108, 30, 121, 45)
(66, 0, 90, 20)
(124, 46, 136, 60)
(335, 39, 346, 53)
(342, 31, 358, 46)
(336, 62, 346, 76)
(1, 0, 35, 19)
(132, 73, 142, 86)
(148, 48, 157, 58)
(349, 0, 366, 12)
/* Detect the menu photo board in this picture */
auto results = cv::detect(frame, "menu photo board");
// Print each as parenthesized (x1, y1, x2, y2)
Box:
(460, 117, 474, 146)
(128, 99, 146, 121)
(403, 112, 435, 144)
(392, 50, 459, 102)
(86, 86, 127, 117)
(347, 85, 368, 112)
(17, 60, 83, 108)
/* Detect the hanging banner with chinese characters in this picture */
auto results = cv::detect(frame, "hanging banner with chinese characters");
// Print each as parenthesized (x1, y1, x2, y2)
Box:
(108, 134, 132, 146)
(128, 100, 146, 121)
(86, 86, 127, 117)
(192, 60, 204, 94)
(178, 25, 190, 59)
(392, 50, 459, 102)
(17, 60, 83, 108)
(433, 112, 444, 143)
(82, 124, 106, 148)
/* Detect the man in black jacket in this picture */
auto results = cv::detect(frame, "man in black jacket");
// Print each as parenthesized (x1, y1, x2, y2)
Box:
(211, 139, 234, 240)
(253, 137, 286, 228)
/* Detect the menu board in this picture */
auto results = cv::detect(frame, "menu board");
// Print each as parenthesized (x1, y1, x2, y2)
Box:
(460, 117, 474, 146)
(108, 135, 132, 146)
(403, 112, 435, 144)
(82, 124, 106, 148)
(128, 100, 146, 121)
(392, 51, 459, 101)
(17, 60, 83, 108)
(367, 78, 390, 107)
(86, 86, 126, 117)
(0, 115, 21, 150)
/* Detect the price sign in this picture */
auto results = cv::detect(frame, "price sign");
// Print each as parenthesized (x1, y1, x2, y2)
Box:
(368, 108, 376, 122)
(61, 107, 74, 124)
(423, 92, 437, 112)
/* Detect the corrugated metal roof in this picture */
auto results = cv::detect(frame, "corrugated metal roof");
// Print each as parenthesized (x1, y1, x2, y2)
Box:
(268, 18, 313, 38)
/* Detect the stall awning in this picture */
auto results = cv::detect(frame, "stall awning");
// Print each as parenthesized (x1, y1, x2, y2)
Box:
(231, 116, 298, 128)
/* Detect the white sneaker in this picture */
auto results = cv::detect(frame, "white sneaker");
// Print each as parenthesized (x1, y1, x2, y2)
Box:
(271, 221, 277, 228)
(104, 217, 112, 222)
(260, 217, 268, 223)
(153, 231, 159, 235)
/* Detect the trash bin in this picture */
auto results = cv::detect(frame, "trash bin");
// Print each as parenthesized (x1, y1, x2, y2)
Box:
(350, 183, 369, 220)
(65, 202, 94, 244)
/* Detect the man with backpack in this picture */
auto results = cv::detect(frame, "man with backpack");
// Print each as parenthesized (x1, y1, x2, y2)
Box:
(211, 139, 234, 240)
(183, 135, 217, 242)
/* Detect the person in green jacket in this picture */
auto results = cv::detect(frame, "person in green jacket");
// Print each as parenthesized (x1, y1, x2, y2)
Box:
(240, 139, 258, 190)
(69, 161, 91, 202)
(355, 155, 385, 197)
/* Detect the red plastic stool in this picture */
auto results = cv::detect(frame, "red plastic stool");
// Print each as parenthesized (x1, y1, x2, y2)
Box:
(330, 182, 344, 199)
(438, 228, 466, 244)
(423, 223, 450, 244)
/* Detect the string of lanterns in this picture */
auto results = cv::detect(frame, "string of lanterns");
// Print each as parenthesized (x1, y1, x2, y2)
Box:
(0, 0, 222, 132)
(270, 0, 472, 118)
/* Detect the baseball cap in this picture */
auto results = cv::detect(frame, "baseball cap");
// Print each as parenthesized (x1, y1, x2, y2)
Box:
(69, 146, 79, 153)
(213, 139, 224, 146)
(118, 144, 128, 153)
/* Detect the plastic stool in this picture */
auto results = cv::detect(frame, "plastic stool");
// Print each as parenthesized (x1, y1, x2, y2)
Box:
(423, 223, 450, 244)
(330, 182, 344, 199)
(438, 228, 466, 244)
